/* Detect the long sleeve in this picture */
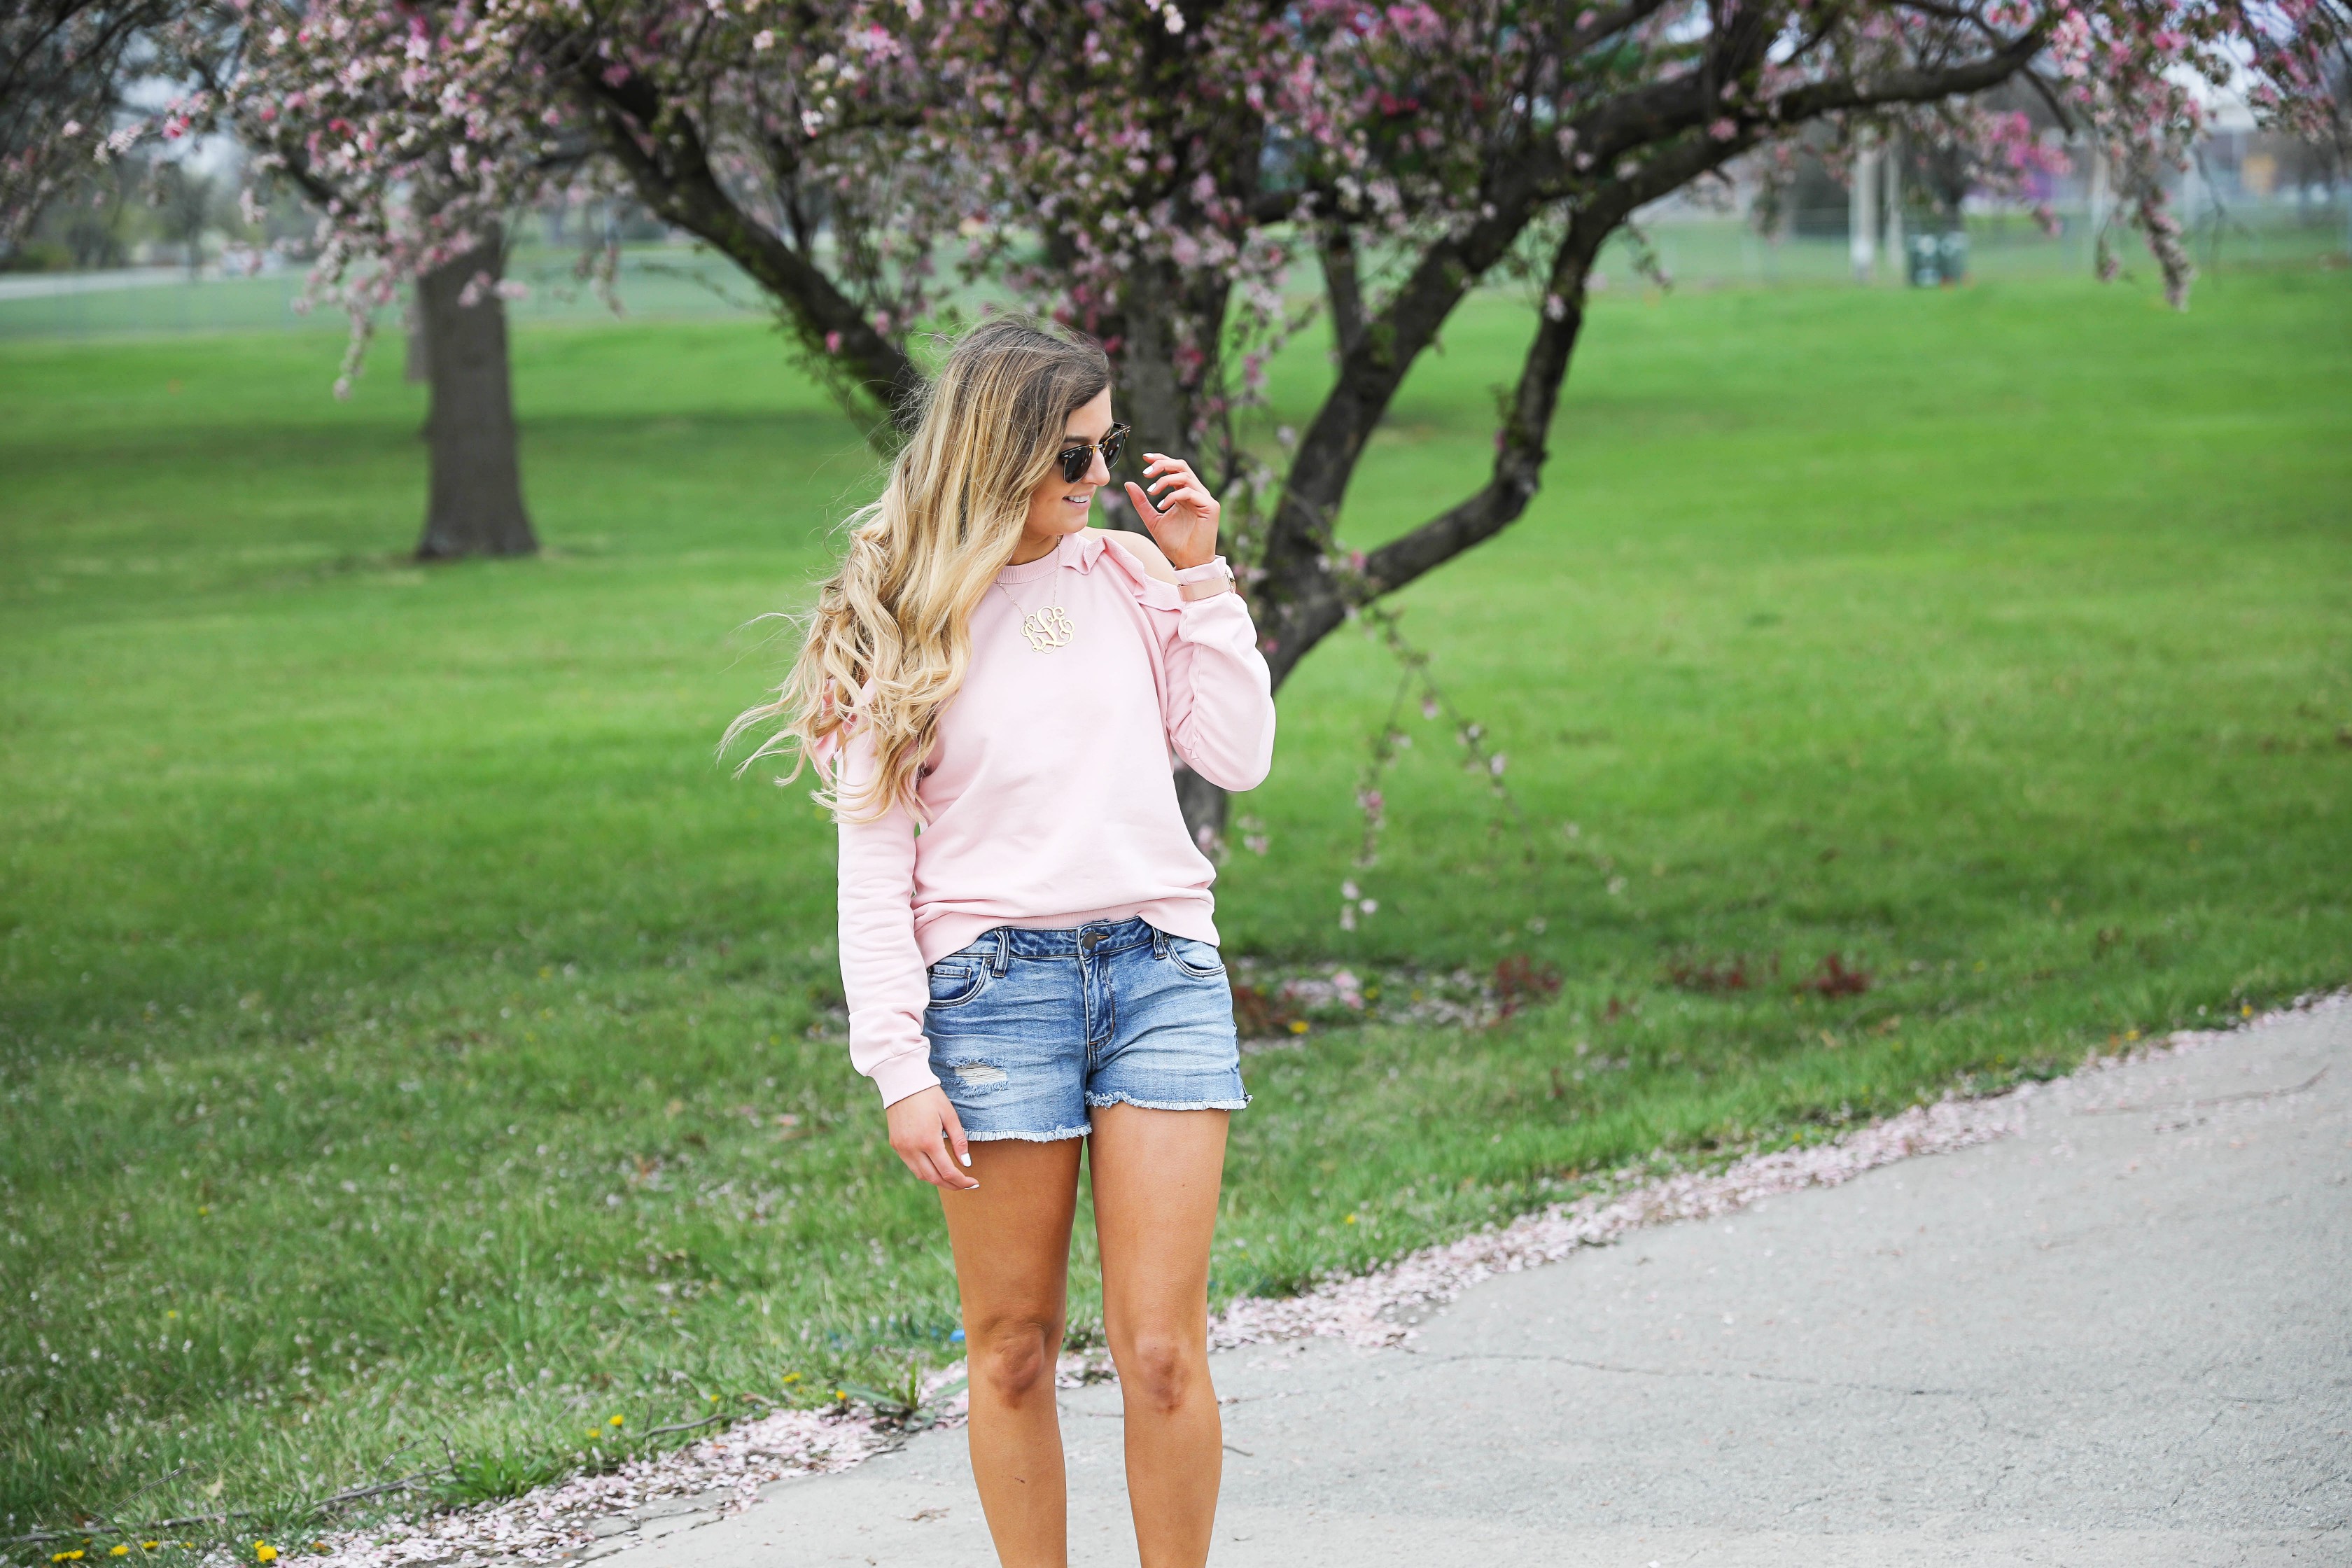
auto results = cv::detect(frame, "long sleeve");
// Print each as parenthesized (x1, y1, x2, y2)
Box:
(830, 728, 940, 1107)
(1161, 588, 1278, 792)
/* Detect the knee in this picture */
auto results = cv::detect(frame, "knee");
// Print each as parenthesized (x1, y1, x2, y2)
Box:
(966, 1313, 1060, 1406)
(1114, 1331, 1201, 1417)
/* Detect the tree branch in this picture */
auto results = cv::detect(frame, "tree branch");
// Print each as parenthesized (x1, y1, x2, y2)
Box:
(1258, 37, 2045, 682)
(1319, 222, 1367, 360)
(1253, 50, 1749, 610)
(1772, 28, 2047, 122)
(566, 59, 920, 440)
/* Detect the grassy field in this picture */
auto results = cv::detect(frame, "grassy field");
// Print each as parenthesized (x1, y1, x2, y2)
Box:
(9, 204, 2342, 342)
(2, 263, 2348, 1550)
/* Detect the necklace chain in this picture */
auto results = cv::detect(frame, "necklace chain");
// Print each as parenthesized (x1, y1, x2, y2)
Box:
(995, 559, 1075, 652)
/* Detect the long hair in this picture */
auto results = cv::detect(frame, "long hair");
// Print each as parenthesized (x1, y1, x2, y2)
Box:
(722, 317, 1112, 820)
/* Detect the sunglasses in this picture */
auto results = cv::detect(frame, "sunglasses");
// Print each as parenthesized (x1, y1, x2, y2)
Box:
(1056, 423, 1131, 484)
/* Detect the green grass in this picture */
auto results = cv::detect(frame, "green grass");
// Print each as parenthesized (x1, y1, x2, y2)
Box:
(3, 264, 2348, 1550)
(0, 244, 771, 340)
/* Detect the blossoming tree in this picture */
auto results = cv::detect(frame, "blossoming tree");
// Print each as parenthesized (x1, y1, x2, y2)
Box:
(3, 2, 542, 557)
(183, 6, 544, 560)
(1, 0, 179, 262)
(57, 0, 2350, 826)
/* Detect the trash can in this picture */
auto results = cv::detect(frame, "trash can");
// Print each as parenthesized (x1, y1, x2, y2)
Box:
(1906, 232, 1942, 286)
(1907, 230, 1970, 286)
(1937, 230, 1969, 285)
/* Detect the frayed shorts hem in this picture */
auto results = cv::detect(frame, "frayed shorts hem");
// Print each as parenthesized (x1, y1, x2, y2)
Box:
(964, 1123, 1092, 1144)
(1085, 1091, 1252, 1113)
(962, 1095, 1250, 1142)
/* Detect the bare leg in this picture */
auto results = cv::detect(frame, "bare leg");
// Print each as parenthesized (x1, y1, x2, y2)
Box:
(1088, 1104, 1229, 1568)
(939, 1137, 1085, 1568)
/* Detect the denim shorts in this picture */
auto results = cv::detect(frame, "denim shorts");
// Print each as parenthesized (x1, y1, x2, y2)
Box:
(922, 916, 1250, 1142)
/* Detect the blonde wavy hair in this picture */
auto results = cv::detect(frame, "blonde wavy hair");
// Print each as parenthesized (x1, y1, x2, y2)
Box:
(722, 317, 1112, 820)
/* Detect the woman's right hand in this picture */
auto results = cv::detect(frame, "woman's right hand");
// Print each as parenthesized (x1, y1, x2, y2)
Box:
(887, 1086, 979, 1190)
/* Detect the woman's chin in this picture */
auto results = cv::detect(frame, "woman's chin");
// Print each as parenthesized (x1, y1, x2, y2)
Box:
(1032, 505, 1094, 536)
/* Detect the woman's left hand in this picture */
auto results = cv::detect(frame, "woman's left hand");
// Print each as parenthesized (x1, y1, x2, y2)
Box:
(1126, 454, 1222, 570)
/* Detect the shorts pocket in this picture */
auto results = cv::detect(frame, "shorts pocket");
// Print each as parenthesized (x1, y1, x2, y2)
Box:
(1165, 937, 1226, 980)
(926, 960, 989, 1009)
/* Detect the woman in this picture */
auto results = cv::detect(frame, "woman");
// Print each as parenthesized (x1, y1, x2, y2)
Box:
(728, 317, 1276, 1568)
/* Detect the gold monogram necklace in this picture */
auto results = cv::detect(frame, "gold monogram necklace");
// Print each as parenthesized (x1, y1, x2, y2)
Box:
(994, 563, 1075, 652)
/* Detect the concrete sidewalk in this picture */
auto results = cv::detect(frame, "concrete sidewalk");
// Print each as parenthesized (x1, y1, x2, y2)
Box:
(615, 1004, 2351, 1567)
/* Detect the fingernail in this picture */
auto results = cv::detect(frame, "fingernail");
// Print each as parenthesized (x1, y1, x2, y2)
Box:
(960, 1152, 972, 1167)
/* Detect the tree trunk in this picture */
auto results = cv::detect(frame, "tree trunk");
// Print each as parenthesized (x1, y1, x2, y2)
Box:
(1174, 766, 1229, 856)
(1114, 263, 1195, 465)
(414, 223, 536, 560)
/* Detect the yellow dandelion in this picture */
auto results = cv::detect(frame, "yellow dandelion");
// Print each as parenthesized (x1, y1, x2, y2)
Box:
(141, 1544, 160, 1552)
(1287, 1019, 1309, 1035)
(781, 1372, 801, 1384)
(1344, 1213, 1357, 1224)
(111, 1547, 130, 1558)
(608, 1414, 624, 1427)
(255, 1544, 278, 1564)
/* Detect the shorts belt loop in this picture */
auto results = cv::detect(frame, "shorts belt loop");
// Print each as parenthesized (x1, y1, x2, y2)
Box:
(1151, 925, 1170, 961)
(989, 928, 1010, 976)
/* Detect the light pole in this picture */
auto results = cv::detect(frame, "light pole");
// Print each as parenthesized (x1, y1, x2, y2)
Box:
(1851, 140, 1881, 282)
(1884, 128, 1906, 282)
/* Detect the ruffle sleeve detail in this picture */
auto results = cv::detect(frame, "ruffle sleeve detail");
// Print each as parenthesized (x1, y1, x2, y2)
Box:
(1074, 528, 1186, 612)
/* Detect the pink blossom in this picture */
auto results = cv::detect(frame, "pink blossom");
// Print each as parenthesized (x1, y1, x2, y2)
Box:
(38, 0, 2313, 590)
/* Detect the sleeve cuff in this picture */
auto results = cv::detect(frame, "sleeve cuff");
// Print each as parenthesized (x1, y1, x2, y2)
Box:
(1172, 555, 1231, 584)
(869, 1052, 941, 1107)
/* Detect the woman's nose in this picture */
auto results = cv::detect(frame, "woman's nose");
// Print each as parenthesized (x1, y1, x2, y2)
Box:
(1087, 449, 1111, 485)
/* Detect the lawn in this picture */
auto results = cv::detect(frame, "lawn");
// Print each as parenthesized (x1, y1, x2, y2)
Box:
(2, 262, 2347, 1550)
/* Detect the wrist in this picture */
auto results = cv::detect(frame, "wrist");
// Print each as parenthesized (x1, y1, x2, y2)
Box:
(1174, 555, 1233, 602)
(873, 1055, 942, 1107)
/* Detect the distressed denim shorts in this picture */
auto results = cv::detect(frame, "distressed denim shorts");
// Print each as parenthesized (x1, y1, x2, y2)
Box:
(923, 916, 1250, 1142)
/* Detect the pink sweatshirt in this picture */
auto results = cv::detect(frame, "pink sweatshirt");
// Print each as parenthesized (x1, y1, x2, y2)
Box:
(830, 528, 1278, 1106)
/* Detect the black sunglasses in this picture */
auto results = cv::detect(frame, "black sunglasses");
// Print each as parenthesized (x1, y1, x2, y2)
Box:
(1057, 423, 1130, 483)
